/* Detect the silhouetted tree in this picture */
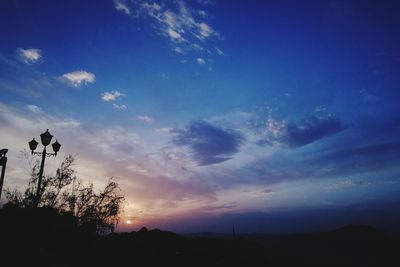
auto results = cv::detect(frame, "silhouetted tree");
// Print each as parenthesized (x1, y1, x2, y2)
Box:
(5, 154, 125, 233)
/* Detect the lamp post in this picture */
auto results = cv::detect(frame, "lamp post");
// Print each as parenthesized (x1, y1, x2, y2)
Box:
(29, 129, 61, 207)
(0, 148, 8, 201)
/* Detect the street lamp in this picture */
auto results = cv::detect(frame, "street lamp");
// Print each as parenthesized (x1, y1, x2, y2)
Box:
(0, 148, 8, 201)
(29, 129, 61, 207)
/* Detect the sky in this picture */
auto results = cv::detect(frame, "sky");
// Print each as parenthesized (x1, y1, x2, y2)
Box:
(1, 0, 400, 234)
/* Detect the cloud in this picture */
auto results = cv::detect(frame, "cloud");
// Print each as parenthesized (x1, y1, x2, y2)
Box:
(319, 142, 400, 163)
(328, 179, 370, 191)
(309, 142, 400, 176)
(0, 54, 54, 98)
(262, 113, 345, 148)
(136, 115, 153, 123)
(53, 119, 81, 128)
(115, 0, 221, 58)
(0, 102, 81, 132)
(283, 115, 345, 148)
(197, 0, 215, 5)
(196, 57, 206, 64)
(174, 47, 185, 54)
(198, 22, 213, 40)
(101, 91, 125, 101)
(113, 103, 127, 110)
(156, 128, 173, 134)
(265, 114, 287, 141)
(18, 48, 41, 64)
(263, 189, 274, 194)
(0, 102, 211, 219)
(3, 99, 400, 230)
(197, 10, 207, 18)
(27, 105, 41, 113)
(102, 91, 126, 110)
(251, 139, 400, 187)
(82, 126, 139, 157)
(190, 43, 204, 51)
(172, 121, 244, 166)
(61, 70, 95, 87)
(114, 0, 131, 15)
(166, 27, 186, 42)
(216, 47, 224, 56)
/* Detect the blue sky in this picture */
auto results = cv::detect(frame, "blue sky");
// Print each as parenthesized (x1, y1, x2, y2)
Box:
(1, 0, 400, 233)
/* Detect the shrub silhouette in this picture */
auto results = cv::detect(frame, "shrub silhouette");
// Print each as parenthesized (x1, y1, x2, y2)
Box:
(5, 154, 125, 233)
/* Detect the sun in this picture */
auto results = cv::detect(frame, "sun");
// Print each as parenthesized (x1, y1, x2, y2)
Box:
(126, 220, 132, 224)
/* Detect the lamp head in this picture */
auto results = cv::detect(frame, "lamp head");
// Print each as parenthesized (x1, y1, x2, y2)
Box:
(52, 140, 61, 155)
(40, 129, 53, 147)
(0, 148, 8, 157)
(28, 138, 39, 153)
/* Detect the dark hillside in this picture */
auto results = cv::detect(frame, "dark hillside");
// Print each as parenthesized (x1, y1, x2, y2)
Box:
(0, 207, 398, 267)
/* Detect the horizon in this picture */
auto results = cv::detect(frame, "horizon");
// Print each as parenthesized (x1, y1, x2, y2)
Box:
(1, 0, 400, 234)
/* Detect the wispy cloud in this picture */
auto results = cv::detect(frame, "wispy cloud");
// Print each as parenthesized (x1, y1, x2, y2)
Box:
(27, 104, 41, 113)
(196, 57, 206, 64)
(197, 22, 213, 39)
(0, 53, 54, 98)
(101, 91, 125, 101)
(328, 179, 370, 191)
(167, 27, 185, 43)
(54, 118, 81, 128)
(310, 142, 400, 176)
(197, 0, 215, 5)
(113, 103, 127, 110)
(156, 127, 173, 134)
(114, 0, 131, 15)
(18, 48, 41, 64)
(174, 47, 185, 54)
(216, 47, 224, 56)
(136, 115, 153, 123)
(197, 9, 207, 18)
(61, 70, 95, 87)
(0, 102, 81, 131)
(114, 0, 222, 61)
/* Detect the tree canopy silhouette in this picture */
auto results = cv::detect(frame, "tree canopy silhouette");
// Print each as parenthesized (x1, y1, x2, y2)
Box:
(5, 154, 125, 233)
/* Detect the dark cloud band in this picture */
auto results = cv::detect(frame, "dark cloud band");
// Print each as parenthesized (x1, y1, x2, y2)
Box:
(172, 120, 244, 166)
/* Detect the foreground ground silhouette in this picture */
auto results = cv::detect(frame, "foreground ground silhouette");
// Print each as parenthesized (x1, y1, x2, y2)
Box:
(1, 206, 399, 267)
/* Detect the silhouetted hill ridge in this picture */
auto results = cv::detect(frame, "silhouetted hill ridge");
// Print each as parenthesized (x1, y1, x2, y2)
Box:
(332, 224, 378, 234)
(184, 224, 387, 238)
(1, 207, 399, 267)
